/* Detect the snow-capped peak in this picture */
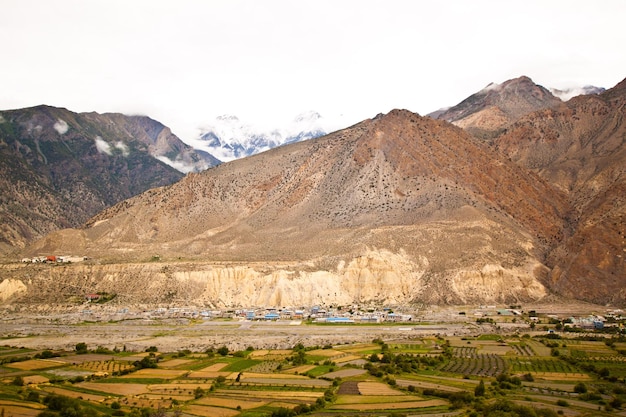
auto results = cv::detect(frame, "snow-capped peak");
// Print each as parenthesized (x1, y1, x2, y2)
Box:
(190, 111, 331, 162)
(550, 85, 606, 101)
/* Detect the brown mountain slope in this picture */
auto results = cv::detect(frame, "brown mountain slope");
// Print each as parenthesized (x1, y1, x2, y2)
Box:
(431, 76, 563, 139)
(21, 110, 569, 306)
(493, 78, 626, 304)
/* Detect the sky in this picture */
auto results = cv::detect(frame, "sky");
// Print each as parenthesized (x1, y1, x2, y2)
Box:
(1, 0, 625, 142)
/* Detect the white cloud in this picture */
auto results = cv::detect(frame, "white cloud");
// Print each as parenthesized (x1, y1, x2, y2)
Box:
(53, 119, 69, 134)
(155, 155, 203, 174)
(94, 136, 112, 155)
(114, 141, 130, 156)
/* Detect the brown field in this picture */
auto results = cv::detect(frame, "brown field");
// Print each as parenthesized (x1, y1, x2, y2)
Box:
(249, 349, 291, 358)
(5, 359, 66, 370)
(242, 377, 330, 387)
(395, 378, 464, 392)
(240, 372, 310, 380)
(307, 349, 343, 357)
(77, 361, 133, 373)
(335, 394, 424, 404)
(358, 382, 404, 396)
(480, 344, 513, 355)
(215, 389, 322, 400)
(336, 343, 379, 353)
(77, 382, 148, 396)
(187, 371, 232, 379)
(120, 368, 187, 379)
(148, 383, 214, 392)
(44, 387, 107, 402)
(0, 405, 43, 417)
(282, 365, 316, 374)
(119, 397, 171, 409)
(266, 401, 305, 409)
(184, 404, 240, 417)
(143, 394, 194, 401)
(532, 372, 592, 381)
(23, 375, 49, 384)
(154, 358, 195, 368)
(54, 354, 118, 364)
(0, 400, 46, 410)
(333, 354, 362, 363)
(332, 399, 447, 410)
(321, 368, 366, 379)
(196, 396, 268, 409)
(199, 363, 229, 372)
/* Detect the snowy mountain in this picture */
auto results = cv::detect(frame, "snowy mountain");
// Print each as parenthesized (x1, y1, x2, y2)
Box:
(549, 85, 606, 101)
(192, 111, 328, 162)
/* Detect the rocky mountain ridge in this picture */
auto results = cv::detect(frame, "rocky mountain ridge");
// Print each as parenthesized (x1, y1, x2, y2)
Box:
(0, 105, 218, 253)
(429, 76, 600, 139)
(492, 79, 626, 304)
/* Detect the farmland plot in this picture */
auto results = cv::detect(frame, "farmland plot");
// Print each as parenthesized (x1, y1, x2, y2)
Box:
(76, 360, 133, 374)
(0, 401, 45, 417)
(507, 357, 578, 374)
(184, 404, 239, 417)
(5, 359, 66, 370)
(441, 352, 508, 376)
(120, 368, 187, 379)
(77, 381, 148, 396)
(195, 395, 268, 409)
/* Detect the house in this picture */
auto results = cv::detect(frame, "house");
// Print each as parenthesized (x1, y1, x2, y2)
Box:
(85, 293, 100, 301)
(264, 313, 280, 321)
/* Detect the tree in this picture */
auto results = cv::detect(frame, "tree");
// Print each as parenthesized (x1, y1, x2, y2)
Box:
(217, 346, 229, 356)
(574, 382, 587, 394)
(194, 387, 205, 399)
(12, 376, 24, 386)
(75, 342, 88, 354)
(474, 379, 486, 397)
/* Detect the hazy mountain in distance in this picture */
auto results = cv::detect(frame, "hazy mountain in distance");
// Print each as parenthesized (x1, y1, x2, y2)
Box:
(549, 85, 606, 101)
(192, 111, 328, 162)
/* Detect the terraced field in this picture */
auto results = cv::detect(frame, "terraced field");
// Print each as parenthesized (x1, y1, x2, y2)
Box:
(1, 331, 625, 416)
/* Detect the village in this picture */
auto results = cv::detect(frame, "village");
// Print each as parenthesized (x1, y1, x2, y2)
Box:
(77, 296, 626, 335)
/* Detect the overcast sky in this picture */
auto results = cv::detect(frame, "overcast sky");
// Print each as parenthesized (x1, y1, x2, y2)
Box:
(1, 0, 625, 141)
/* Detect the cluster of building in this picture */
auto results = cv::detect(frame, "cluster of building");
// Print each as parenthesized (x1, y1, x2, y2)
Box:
(79, 305, 414, 323)
(21, 255, 88, 263)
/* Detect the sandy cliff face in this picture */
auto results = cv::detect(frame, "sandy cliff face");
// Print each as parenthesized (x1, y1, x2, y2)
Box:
(1, 245, 549, 310)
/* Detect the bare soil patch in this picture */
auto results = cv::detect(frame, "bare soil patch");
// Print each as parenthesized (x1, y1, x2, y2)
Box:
(184, 404, 241, 417)
(358, 381, 404, 396)
(77, 382, 148, 396)
(5, 359, 66, 370)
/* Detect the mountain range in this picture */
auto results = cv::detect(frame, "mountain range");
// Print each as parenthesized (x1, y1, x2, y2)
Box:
(0, 105, 218, 252)
(1, 76, 624, 308)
